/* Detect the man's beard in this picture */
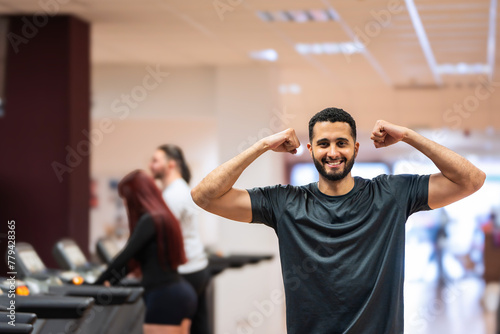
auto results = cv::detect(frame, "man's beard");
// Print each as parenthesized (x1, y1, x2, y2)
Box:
(151, 169, 165, 180)
(312, 152, 355, 182)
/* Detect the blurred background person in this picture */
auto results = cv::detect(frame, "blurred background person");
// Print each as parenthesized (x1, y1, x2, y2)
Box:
(431, 208, 450, 287)
(150, 144, 211, 334)
(95, 170, 197, 334)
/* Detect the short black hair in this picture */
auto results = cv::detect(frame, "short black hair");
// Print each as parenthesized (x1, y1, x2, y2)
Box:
(308, 107, 357, 142)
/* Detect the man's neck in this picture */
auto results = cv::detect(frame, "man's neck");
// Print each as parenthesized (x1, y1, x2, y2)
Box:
(162, 172, 182, 189)
(317, 175, 355, 196)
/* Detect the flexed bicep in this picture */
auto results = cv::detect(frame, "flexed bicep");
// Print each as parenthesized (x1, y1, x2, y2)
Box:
(200, 188, 253, 223)
(428, 173, 473, 209)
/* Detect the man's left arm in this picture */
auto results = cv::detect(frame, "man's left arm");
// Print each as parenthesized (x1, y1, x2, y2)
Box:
(371, 120, 486, 209)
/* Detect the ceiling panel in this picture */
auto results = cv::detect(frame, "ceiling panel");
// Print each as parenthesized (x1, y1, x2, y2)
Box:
(0, 0, 497, 87)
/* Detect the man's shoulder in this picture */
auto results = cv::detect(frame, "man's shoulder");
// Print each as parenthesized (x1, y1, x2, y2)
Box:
(248, 183, 314, 194)
(358, 174, 430, 197)
(359, 173, 420, 184)
(165, 178, 190, 193)
(164, 179, 191, 199)
(247, 183, 317, 208)
(370, 173, 429, 183)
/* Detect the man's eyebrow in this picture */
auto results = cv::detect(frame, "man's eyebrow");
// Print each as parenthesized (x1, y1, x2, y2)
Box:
(315, 137, 350, 144)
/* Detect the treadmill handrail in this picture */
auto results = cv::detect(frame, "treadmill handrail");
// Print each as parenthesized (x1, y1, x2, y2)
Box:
(0, 322, 33, 334)
(48, 285, 144, 305)
(0, 295, 95, 319)
(0, 311, 37, 325)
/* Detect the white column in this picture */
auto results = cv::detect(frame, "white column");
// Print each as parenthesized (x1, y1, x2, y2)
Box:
(213, 64, 287, 334)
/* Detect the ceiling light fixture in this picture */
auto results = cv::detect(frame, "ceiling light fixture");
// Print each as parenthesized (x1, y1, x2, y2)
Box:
(487, 0, 498, 81)
(279, 84, 302, 94)
(405, 0, 442, 85)
(249, 49, 278, 62)
(436, 63, 490, 75)
(256, 9, 338, 23)
(295, 42, 364, 55)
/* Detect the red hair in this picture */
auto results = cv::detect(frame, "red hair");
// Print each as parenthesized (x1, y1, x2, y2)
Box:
(118, 170, 186, 270)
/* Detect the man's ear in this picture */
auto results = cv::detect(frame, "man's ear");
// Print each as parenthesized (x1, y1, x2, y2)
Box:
(354, 142, 360, 158)
(167, 159, 177, 170)
(307, 143, 313, 157)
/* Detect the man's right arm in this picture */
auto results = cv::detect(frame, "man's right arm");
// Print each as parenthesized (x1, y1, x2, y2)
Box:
(191, 128, 300, 222)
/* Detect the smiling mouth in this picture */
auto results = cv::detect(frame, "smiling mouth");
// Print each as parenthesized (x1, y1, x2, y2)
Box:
(324, 159, 344, 168)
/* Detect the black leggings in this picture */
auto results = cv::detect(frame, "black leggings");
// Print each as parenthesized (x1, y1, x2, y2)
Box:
(143, 280, 197, 325)
(182, 267, 212, 334)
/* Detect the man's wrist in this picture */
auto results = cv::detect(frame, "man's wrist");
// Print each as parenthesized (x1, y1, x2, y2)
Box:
(249, 139, 271, 156)
(401, 128, 417, 144)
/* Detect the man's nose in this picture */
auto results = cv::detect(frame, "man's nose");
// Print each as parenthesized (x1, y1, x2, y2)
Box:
(327, 146, 340, 158)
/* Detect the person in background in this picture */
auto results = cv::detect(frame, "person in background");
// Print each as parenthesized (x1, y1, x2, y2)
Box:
(433, 209, 449, 286)
(95, 170, 197, 334)
(150, 144, 211, 334)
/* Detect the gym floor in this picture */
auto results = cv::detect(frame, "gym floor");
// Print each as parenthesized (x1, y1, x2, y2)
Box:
(404, 278, 496, 334)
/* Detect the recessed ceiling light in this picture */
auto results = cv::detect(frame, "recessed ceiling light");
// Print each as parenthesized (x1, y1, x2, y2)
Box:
(249, 49, 278, 62)
(436, 63, 490, 75)
(308, 9, 329, 22)
(256, 11, 273, 22)
(279, 84, 302, 94)
(256, 9, 338, 23)
(295, 42, 364, 55)
(288, 10, 309, 23)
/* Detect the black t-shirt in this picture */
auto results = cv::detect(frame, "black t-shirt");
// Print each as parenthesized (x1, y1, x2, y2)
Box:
(247, 174, 431, 334)
(95, 213, 180, 290)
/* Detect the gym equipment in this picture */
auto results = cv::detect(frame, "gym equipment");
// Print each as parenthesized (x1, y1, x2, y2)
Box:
(53, 238, 140, 286)
(96, 237, 122, 265)
(96, 237, 275, 334)
(0, 322, 34, 334)
(0, 289, 95, 334)
(8, 242, 145, 334)
(52, 238, 107, 284)
(0, 310, 36, 334)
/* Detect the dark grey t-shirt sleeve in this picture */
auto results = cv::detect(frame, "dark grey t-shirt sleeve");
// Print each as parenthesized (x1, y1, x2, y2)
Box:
(388, 174, 431, 216)
(247, 185, 290, 230)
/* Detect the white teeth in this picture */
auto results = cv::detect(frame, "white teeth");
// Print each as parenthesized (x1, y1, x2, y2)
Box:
(326, 161, 342, 166)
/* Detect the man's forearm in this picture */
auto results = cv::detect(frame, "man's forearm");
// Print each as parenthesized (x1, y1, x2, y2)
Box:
(191, 140, 269, 208)
(403, 129, 485, 192)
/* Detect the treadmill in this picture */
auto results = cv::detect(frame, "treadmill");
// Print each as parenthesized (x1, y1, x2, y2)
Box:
(52, 238, 108, 284)
(0, 280, 95, 334)
(96, 237, 122, 266)
(97, 237, 275, 333)
(9, 242, 145, 334)
(53, 238, 140, 286)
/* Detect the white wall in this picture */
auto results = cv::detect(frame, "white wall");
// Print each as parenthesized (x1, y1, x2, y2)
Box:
(90, 64, 220, 252)
(280, 68, 500, 134)
(213, 65, 286, 334)
(91, 63, 288, 334)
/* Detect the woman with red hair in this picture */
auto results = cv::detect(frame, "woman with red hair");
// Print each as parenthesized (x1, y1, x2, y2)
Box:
(95, 170, 197, 334)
